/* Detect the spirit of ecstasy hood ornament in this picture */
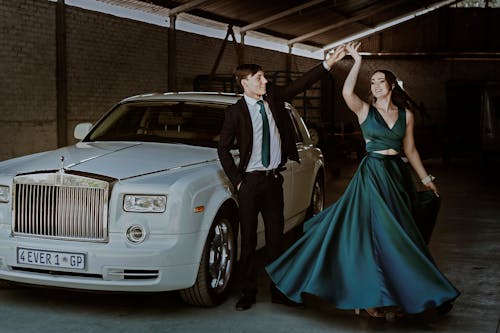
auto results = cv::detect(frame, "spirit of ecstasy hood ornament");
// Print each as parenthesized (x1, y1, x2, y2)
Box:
(59, 155, 65, 174)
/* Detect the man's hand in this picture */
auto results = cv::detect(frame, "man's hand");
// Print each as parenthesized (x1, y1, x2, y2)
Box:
(325, 44, 347, 68)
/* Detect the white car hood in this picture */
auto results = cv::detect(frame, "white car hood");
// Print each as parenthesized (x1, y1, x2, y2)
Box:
(0, 142, 218, 180)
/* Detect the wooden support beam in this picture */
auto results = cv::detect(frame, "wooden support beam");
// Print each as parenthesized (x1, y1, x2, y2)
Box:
(320, 0, 458, 50)
(169, 0, 212, 16)
(240, 0, 325, 33)
(208, 25, 241, 88)
(288, 0, 406, 45)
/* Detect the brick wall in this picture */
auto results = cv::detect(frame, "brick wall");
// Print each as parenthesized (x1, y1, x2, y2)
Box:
(64, 6, 169, 142)
(0, 0, 56, 159)
(174, 29, 317, 91)
(0, 1, 318, 161)
(1, 1, 499, 161)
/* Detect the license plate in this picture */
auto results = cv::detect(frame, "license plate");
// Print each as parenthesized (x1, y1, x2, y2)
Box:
(17, 247, 86, 270)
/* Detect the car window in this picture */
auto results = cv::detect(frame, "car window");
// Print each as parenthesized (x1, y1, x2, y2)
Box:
(87, 101, 227, 148)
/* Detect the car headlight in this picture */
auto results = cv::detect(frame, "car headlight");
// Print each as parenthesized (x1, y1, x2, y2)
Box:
(123, 194, 166, 213)
(0, 186, 10, 203)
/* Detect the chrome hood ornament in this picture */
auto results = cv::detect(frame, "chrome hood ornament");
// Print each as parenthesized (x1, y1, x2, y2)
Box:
(59, 155, 65, 174)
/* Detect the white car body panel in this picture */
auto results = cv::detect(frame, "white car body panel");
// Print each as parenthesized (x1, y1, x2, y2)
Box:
(0, 92, 324, 293)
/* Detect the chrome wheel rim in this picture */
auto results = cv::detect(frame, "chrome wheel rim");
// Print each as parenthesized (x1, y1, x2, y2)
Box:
(312, 180, 324, 215)
(208, 218, 233, 294)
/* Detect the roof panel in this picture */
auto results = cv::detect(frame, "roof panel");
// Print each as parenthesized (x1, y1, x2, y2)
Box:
(109, 0, 454, 49)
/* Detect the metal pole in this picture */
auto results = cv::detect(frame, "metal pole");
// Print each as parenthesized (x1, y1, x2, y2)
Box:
(286, 45, 293, 81)
(168, 15, 177, 91)
(56, 0, 67, 147)
(239, 31, 246, 64)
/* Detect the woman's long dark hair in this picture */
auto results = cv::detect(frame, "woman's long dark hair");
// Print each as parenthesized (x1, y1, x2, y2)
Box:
(369, 69, 419, 113)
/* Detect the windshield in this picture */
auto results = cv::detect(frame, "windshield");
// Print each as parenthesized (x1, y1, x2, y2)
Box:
(86, 101, 228, 148)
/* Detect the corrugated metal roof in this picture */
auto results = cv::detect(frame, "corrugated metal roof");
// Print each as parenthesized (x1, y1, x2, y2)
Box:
(106, 0, 456, 51)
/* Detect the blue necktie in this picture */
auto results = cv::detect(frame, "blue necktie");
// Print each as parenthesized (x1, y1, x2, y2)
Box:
(257, 100, 270, 167)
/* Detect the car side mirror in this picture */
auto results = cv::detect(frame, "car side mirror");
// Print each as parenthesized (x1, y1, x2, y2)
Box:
(74, 123, 93, 140)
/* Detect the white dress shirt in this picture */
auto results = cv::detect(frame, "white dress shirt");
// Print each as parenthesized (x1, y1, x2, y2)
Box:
(243, 95, 282, 172)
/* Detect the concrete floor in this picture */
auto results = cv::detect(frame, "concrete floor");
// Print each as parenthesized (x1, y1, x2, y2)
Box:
(245, 153, 500, 333)
(0, 154, 498, 333)
(327, 154, 500, 332)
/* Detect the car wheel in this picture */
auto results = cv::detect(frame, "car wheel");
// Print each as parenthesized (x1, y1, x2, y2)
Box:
(291, 173, 325, 240)
(180, 209, 236, 306)
(307, 173, 324, 218)
(308, 127, 321, 147)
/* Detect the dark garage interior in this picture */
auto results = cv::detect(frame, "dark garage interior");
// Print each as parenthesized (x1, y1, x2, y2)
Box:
(0, 1, 499, 332)
(2, 0, 500, 163)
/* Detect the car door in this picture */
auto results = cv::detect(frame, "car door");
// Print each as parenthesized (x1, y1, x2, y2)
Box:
(287, 105, 316, 220)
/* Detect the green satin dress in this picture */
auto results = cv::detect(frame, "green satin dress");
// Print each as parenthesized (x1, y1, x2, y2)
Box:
(266, 106, 459, 314)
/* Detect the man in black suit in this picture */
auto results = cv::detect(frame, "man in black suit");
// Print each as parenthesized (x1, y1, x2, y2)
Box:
(217, 46, 346, 311)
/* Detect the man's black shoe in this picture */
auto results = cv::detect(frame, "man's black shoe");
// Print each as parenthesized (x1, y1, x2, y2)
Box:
(270, 286, 304, 308)
(235, 294, 256, 311)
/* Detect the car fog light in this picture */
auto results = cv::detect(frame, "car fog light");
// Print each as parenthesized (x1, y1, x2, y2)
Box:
(126, 225, 146, 243)
(0, 186, 10, 203)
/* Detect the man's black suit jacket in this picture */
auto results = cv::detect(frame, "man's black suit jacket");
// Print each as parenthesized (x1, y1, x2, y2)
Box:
(217, 63, 330, 188)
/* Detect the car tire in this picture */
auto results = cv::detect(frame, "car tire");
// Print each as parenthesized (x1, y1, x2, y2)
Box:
(308, 127, 321, 147)
(290, 172, 325, 240)
(306, 172, 325, 219)
(180, 208, 236, 307)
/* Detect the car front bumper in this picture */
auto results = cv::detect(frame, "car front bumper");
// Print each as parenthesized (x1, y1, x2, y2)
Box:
(0, 230, 203, 292)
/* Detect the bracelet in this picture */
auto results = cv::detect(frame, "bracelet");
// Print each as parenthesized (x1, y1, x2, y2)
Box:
(421, 174, 435, 185)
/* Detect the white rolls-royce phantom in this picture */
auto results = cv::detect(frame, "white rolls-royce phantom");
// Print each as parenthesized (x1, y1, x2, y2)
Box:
(0, 92, 325, 306)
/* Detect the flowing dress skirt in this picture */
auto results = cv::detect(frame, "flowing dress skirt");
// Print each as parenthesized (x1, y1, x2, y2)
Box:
(266, 152, 459, 314)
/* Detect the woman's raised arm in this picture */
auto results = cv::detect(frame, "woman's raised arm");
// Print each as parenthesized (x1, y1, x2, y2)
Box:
(342, 42, 369, 118)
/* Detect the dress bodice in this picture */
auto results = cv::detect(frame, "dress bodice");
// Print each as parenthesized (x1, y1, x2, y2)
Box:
(360, 105, 406, 152)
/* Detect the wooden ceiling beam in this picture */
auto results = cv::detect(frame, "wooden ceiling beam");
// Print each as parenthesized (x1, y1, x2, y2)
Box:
(320, 0, 458, 51)
(240, 0, 325, 33)
(287, 0, 406, 45)
(169, 0, 212, 16)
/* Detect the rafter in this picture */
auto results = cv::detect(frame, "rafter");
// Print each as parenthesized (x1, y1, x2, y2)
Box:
(169, 0, 212, 16)
(320, 0, 458, 51)
(240, 0, 325, 33)
(288, 0, 406, 45)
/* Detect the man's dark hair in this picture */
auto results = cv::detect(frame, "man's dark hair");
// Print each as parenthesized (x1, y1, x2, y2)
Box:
(234, 64, 262, 90)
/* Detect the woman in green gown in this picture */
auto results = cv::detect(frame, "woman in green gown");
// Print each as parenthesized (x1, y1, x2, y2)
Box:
(266, 42, 459, 317)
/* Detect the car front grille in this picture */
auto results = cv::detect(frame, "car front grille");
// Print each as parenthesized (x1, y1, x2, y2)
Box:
(13, 172, 109, 242)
